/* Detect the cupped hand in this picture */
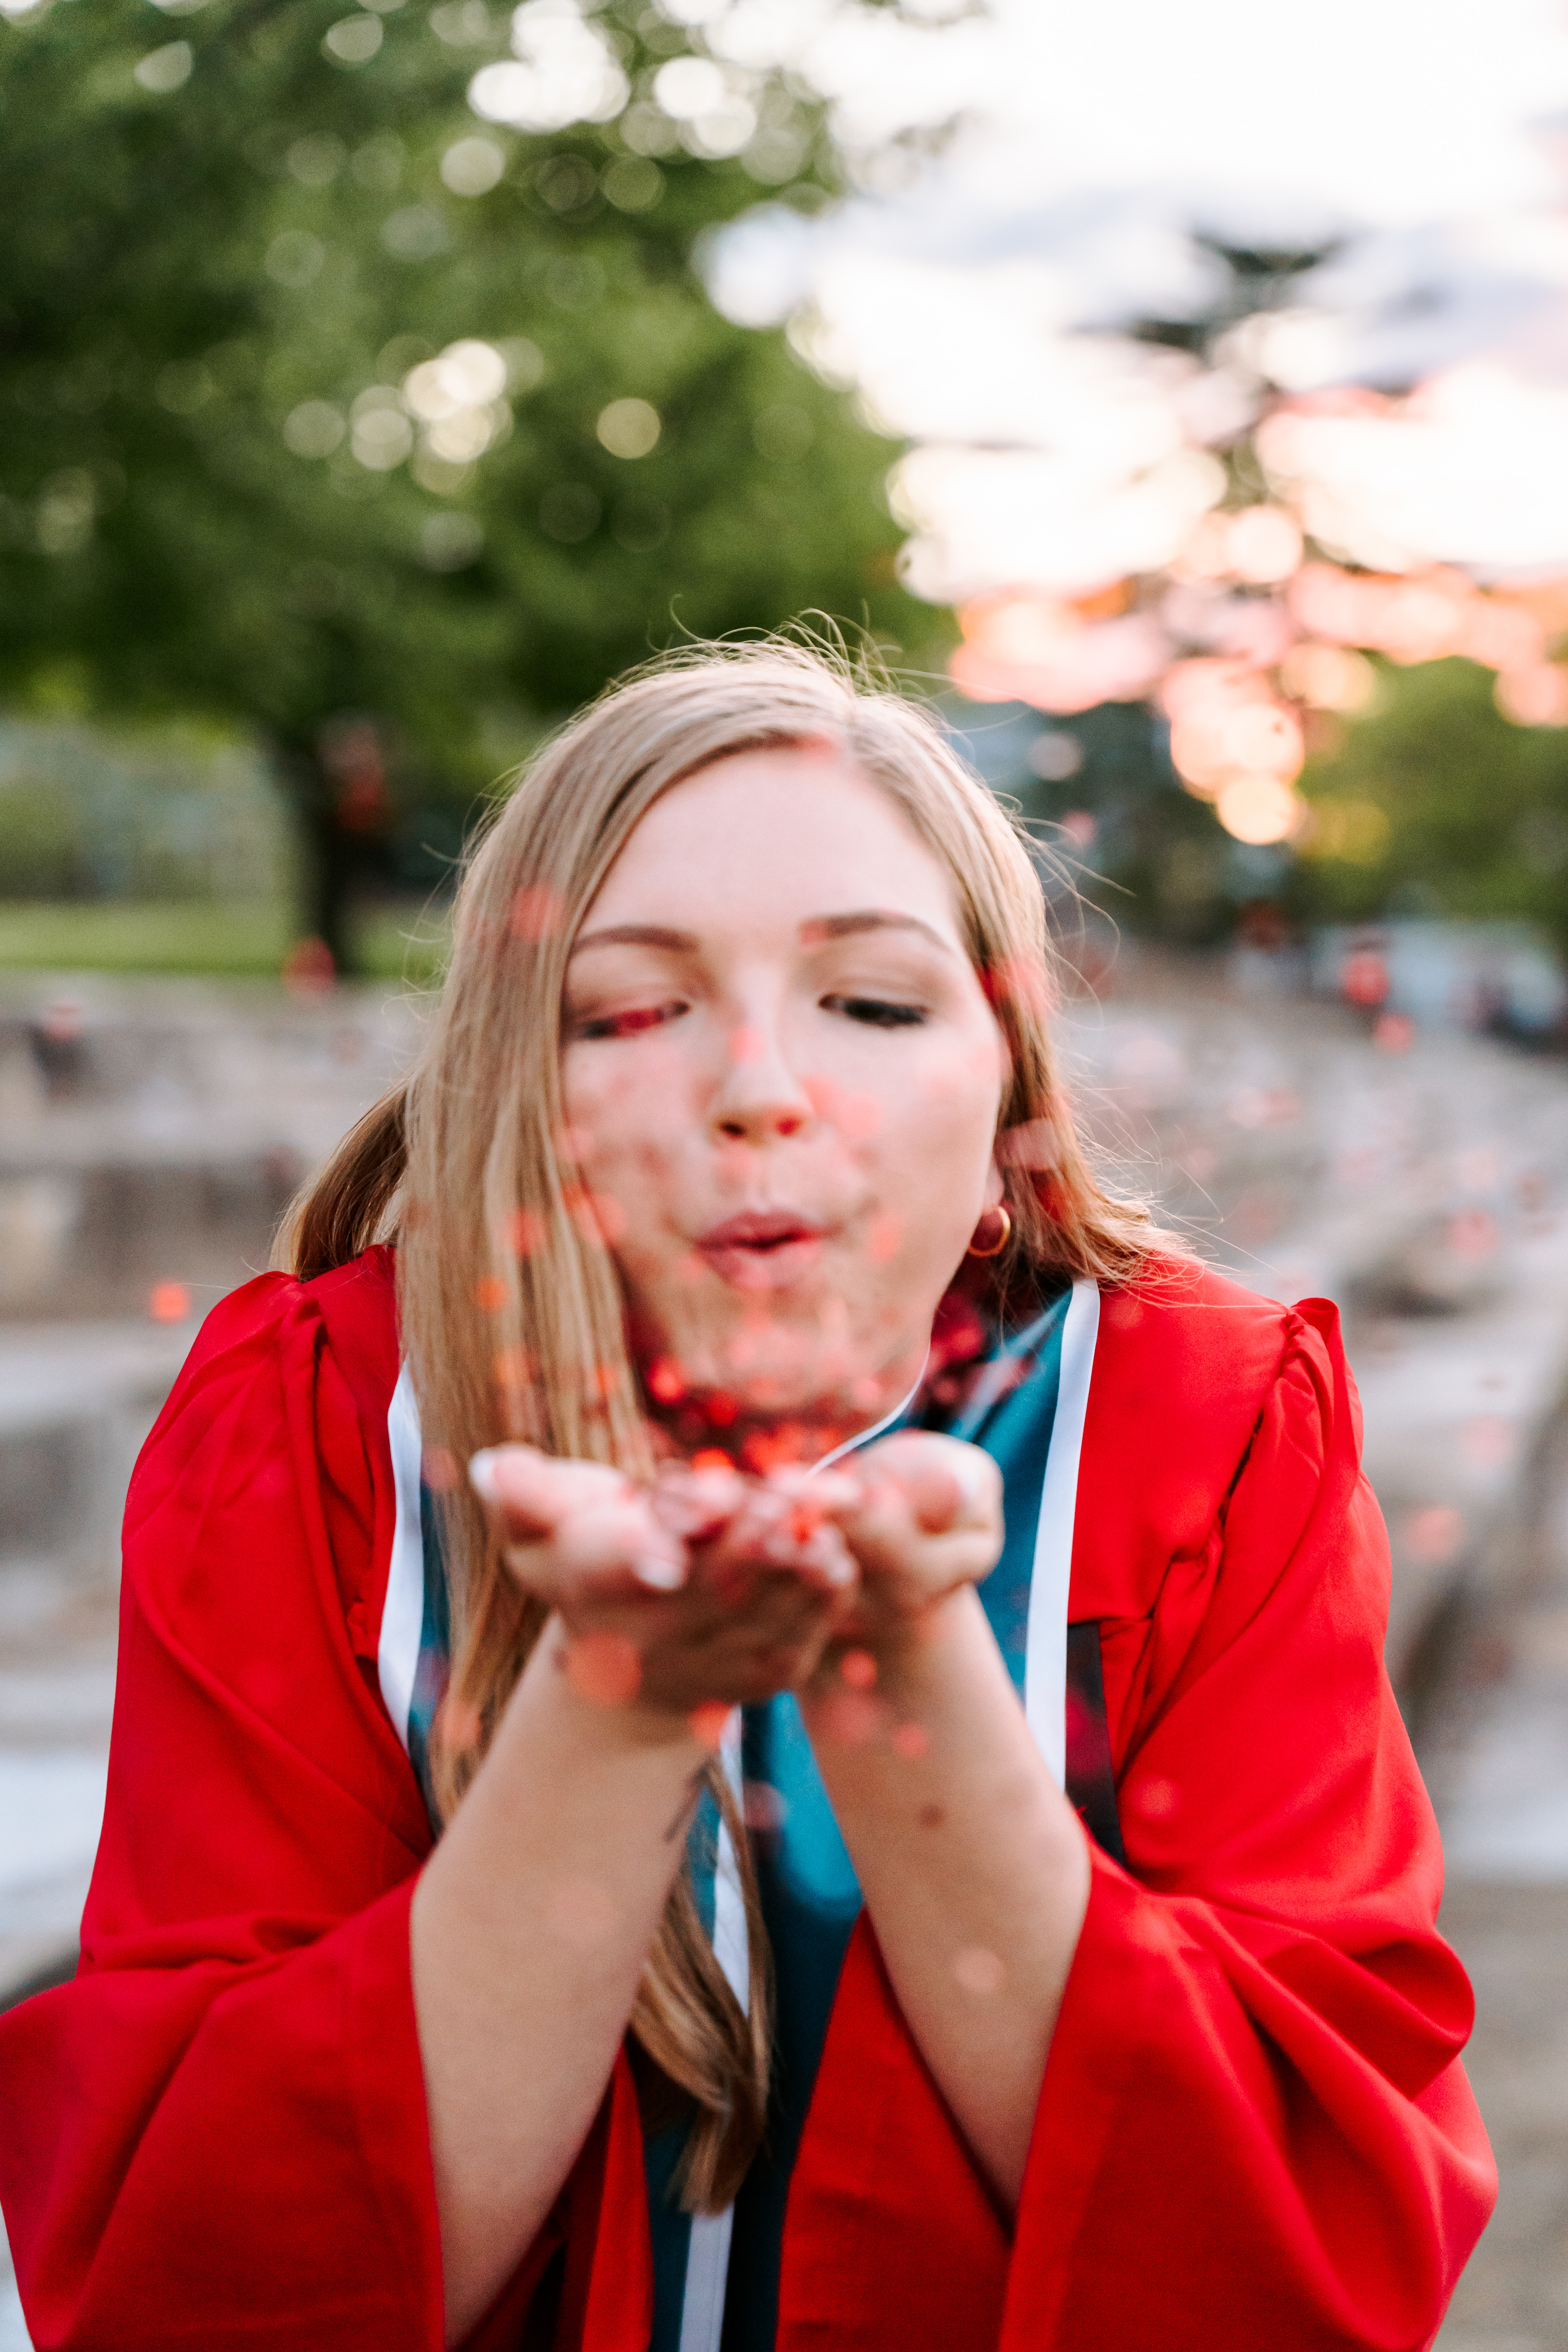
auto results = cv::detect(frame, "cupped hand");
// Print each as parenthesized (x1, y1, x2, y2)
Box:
(813, 1430, 1004, 1662)
(468, 1446, 862, 1720)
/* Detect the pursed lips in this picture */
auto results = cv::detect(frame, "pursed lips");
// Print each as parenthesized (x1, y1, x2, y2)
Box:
(693, 1210, 831, 1290)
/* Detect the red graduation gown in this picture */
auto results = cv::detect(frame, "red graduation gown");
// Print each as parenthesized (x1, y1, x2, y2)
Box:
(0, 1247, 1495, 2351)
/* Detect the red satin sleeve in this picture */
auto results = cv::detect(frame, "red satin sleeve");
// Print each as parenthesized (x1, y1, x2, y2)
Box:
(780, 1303, 1496, 2352)
(0, 1267, 644, 2352)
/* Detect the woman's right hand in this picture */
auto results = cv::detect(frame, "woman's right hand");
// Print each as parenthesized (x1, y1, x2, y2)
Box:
(468, 1446, 861, 1721)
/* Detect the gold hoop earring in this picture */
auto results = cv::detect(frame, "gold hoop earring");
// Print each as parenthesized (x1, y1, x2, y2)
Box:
(966, 1203, 1011, 1259)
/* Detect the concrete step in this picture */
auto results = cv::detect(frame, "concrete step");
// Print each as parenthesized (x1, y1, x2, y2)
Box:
(0, 975, 418, 1321)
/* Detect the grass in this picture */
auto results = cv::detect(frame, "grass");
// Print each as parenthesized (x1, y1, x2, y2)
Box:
(0, 900, 451, 984)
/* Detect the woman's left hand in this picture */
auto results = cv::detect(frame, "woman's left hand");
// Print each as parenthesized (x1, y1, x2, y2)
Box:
(815, 1431, 1004, 1664)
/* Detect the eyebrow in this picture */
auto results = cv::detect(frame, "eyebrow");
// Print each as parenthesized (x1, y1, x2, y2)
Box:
(801, 910, 956, 956)
(569, 910, 956, 958)
(570, 923, 701, 957)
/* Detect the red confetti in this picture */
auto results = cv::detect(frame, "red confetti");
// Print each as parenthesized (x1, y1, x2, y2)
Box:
(564, 1632, 642, 1708)
(474, 1275, 508, 1311)
(839, 1648, 878, 1691)
(500, 1208, 547, 1257)
(953, 1946, 1005, 1995)
(421, 1446, 459, 1493)
(866, 1211, 903, 1264)
(510, 884, 564, 943)
(1373, 1012, 1414, 1053)
(565, 1186, 627, 1245)
(281, 935, 335, 998)
(817, 1690, 880, 1745)
(891, 1721, 929, 1759)
(1405, 1504, 1465, 1564)
(148, 1280, 191, 1324)
(437, 1694, 483, 1750)
(688, 1700, 731, 1749)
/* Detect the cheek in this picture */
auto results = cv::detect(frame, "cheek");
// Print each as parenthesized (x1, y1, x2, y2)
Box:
(562, 1044, 699, 1197)
(878, 1035, 1005, 1169)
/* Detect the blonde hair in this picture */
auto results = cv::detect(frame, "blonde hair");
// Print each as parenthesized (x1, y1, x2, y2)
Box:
(280, 638, 1158, 2207)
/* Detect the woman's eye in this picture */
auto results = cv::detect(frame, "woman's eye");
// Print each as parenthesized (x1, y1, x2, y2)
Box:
(822, 993, 928, 1029)
(573, 1000, 687, 1041)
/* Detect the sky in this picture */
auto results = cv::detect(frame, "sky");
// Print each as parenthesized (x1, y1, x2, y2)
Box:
(700, 0, 1568, 597)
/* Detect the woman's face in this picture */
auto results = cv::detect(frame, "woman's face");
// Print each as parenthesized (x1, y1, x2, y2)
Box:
(560, 745, 1009, 1443)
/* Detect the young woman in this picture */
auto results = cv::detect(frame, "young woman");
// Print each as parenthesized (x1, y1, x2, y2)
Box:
(0, 644, 1494, 2351)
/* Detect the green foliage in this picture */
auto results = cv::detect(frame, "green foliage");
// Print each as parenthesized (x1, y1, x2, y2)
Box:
(0, 897, 445, 979)
(0, 0, 927, 959)
(1292, 658, 1568, 946)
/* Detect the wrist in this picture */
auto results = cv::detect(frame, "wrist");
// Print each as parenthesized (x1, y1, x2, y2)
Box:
(518, 1618, 711, 1758)
(801, 1586, 976, 1711)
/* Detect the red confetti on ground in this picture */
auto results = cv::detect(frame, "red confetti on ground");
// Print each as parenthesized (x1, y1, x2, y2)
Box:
(688, 1700, 731, 1749)
(148, 1280, 191, 1324)
(1448, 1209, 1499, 1259)
(564, 1633, 642, 1708)
(1461, 1415, 1517, 1471)
(839, 1648, 878, 1691)
(281, 936, 336, 998)
(1405, 1504, 1465, 1564)
(892, 1721, 929, 1759)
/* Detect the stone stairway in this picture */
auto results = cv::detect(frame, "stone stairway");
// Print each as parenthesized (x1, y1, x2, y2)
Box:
(0, 976, 420, 2012)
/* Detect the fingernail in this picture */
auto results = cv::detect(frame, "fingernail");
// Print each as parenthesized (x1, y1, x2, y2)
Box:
(468, 1449, 501, 1504)
(633, 1553, 686, 1591)
(950, 1448, 991, 1509)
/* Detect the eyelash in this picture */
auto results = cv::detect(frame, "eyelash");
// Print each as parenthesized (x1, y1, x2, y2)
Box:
(574, 1002, 686, 1041)
(573, 993, 929, 1041)
(822, 994, 928, 1029)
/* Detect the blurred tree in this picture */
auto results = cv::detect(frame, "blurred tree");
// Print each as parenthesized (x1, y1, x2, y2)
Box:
(0, 0, 927, 968)
(1291, 657, 1568, 948)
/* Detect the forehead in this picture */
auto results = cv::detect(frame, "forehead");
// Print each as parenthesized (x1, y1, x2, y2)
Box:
(586, 746, 962, 936)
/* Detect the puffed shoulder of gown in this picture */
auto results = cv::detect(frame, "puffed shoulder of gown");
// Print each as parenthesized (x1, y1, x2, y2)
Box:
(0, 1245, 1496, 2352)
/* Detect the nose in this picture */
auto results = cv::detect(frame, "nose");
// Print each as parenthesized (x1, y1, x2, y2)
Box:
(710, 1019, 815, 1146)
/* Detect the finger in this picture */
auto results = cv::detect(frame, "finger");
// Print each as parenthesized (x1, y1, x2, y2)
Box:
(469, 1445, 627, 1537)
(850, 1434, 1000, 1535)
(700, 1488, 860, 1593)
(649, 1459, 750, 1543)
(552, 1495, 688, 1591)
(471, 1454, 687, 1597)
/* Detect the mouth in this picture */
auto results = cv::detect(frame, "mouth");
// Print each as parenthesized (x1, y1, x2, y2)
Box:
(694, 1210, 829, 1290)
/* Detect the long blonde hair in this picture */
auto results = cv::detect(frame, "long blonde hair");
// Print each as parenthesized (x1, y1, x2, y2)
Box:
(279, 638, 1157, 2207)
